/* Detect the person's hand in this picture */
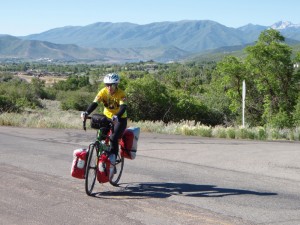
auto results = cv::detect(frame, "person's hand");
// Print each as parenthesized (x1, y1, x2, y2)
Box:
(112, 115, 118, 124)
(81, 111, 88, 121)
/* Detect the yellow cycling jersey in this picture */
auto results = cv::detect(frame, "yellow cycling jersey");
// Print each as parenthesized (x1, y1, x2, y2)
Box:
(93, 87, 127, 119)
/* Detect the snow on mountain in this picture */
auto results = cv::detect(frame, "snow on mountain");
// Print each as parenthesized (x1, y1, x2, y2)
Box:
(271, 21, 300, 29)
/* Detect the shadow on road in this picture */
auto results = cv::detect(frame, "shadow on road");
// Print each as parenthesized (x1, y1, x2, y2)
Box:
(93, 182, 277, 199)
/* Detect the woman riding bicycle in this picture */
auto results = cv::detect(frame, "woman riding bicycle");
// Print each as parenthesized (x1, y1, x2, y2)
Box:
(81, 73, 127, 174)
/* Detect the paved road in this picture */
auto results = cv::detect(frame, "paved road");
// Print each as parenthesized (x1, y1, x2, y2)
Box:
(0, 126, 299, 225)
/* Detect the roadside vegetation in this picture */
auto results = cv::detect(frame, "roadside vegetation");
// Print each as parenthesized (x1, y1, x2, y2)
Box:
(0, 29, 300, 141)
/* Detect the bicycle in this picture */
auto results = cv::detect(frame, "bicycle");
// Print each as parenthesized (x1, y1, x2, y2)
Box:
(83, 114, 124, 196)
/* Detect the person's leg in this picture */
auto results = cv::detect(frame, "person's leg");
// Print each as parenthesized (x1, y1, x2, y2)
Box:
(109, 118, 127, 179)
(109, 118, 127, 156)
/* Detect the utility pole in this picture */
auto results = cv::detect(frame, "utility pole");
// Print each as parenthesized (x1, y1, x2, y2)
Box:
(242, 80, 246, 128)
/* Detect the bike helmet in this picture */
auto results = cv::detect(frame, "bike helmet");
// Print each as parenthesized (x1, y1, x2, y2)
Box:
(103, 73, 120, 84)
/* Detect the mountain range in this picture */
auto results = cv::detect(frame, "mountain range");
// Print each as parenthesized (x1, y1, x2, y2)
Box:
(1, 20, 300, 63)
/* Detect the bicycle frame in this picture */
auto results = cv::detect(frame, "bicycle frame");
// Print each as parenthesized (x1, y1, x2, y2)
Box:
(83, 115, 124, 196)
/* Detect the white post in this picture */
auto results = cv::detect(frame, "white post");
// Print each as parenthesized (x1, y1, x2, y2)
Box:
(242, 80, 246, 128)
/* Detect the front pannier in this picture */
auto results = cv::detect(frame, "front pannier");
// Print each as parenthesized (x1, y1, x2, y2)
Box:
(71, 148, 88, 179)
(97, 153, 110, 183)
(90, 114, 110, 130)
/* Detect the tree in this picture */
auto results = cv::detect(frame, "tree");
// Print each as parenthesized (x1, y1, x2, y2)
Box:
(215, 56, 247, 114)
(125, 76, 171, 122)
(245, 29, 297, 127)
(213, 29, 299, 127)
(212, 56, 260, 126)
(52, 75, 91, 91)
(292, 52, 300, 125)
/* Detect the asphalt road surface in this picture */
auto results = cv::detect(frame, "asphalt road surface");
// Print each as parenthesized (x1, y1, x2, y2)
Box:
(0, 126, 300, 225)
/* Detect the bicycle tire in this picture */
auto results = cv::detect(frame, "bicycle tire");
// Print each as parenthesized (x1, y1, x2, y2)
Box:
(85, 144, 98, 196)
(109, 153, 124, 186)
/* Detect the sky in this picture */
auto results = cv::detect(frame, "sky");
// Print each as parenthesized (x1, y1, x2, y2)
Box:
(1, 0, 300, 36)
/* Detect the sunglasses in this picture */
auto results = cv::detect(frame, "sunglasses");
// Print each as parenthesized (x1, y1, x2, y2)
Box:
(105, 84, 116, 87)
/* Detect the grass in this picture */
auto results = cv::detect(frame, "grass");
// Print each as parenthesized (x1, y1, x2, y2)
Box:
(0, 100, 80, 129)
(16, 74, 67, 86)
(1, 99, 299, 141)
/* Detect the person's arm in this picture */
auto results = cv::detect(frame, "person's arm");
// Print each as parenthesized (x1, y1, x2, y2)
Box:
(86, 102, 98, 115)
(115, 92, 127, 119)
(81, 102, 98, 120)
(115, 104, 127, 118)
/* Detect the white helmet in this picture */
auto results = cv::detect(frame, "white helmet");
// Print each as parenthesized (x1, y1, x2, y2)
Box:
(103, 73, 120, 84)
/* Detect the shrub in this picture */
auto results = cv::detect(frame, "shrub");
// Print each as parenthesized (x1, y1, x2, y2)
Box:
(0, 95, 19, 112)
(52, 75, 90, 91)
(293, 96, 300, 126)
(226, 127, 236, 139)
(212, 126, 227, 138)
(236, 128, 249, 139)
(126, 76, 172, 122)
(257, 127, 267, 140)
(268, 110, 293, 128)
(58, 91, 95, 111)
(0, 80, 42, 111)
(195, 126, 212, 137)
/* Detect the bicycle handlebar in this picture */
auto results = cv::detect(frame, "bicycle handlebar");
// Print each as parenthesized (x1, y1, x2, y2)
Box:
(83, 116, 91, 131)
(82, 115, 114, 131)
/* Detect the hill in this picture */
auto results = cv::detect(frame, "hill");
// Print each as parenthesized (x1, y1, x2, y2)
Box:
(0, 35, 189, 63)
(0, 20, 300, 63)
(21, 20, 253, 52)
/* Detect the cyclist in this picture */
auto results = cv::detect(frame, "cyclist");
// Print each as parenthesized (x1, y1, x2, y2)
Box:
(81, 73, 127, 178)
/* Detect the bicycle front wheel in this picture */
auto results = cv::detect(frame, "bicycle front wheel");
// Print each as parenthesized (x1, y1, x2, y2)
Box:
(109, 153, 124, 186)
(85, 144, 98, 196)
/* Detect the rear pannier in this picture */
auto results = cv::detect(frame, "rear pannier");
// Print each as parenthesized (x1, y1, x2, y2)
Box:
(120, 127, 140, 160)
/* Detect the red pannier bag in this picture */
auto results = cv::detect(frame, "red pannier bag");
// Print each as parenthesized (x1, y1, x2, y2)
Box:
(120, 127, 140, 160)
(97, 153, 110, 183)
(71, 148, 88, 179)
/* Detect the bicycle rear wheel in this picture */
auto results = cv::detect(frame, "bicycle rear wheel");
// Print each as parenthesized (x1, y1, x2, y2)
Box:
(85, 144, 98, 196)
(109, 153, 124, 186)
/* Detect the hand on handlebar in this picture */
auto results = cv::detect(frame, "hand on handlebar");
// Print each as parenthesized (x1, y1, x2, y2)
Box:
(81, 111, 89, 131)
(81, 111, 88, 121)
(112, 115, 118, 124)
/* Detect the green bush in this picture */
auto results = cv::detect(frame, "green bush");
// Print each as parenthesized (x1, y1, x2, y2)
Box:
(0, 79, 42, 111)
(126, 76, 172, 122)
(268, 110, 293, 128)
(58, 91, 95, 111)
(257, 127, 267, 140)
(196, 126, 213, 137)
(236, 128, 249, 139)
(52, 75, 90, 91)
(226, 127, 236, 139)
(0, 95, 19, 112)
(293, 95, 300, 126)
(212, 126, 227, 138)
(125, 75, 214, 124)
(270, 128, 279, 140)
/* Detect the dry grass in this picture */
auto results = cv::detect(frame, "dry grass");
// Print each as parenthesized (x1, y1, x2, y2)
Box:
(0, 100, 80, 129)
(0, 99, 299, 141)
(16, 74, 67, 86)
